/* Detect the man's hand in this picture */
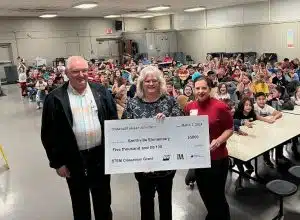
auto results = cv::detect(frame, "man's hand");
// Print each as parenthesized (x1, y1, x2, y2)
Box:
(267, 117, 276, 124)
(56, 165, 70, 178)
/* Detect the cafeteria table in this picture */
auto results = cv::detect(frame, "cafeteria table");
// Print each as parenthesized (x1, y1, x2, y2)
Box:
(282, 105, 300, 115)
(227, 113, 300, 187)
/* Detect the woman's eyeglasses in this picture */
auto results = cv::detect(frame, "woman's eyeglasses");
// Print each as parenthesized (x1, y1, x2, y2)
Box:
(144, 80, 159, 85)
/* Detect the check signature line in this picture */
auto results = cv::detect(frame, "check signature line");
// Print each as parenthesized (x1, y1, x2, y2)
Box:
(112, 141, 125, 144)
(194, 144, 204, 147)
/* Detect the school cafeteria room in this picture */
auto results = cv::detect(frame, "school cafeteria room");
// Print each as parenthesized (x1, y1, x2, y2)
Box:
(3, 0, 300, 219)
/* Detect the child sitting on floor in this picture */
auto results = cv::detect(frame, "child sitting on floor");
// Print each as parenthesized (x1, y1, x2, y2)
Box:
(254, 92, 282, 168)
(252, 70, 269, 95)
(291, 86, 300, 106)
(35, 76, 47, 110)
(214, 83, 230, 101)
(267, 86, 294, 111)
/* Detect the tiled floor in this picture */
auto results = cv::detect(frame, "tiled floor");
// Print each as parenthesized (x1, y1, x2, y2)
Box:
(0, 84, 300, 220)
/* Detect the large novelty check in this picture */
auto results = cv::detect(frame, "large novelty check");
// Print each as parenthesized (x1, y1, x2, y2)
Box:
(105, 116, 211, 174)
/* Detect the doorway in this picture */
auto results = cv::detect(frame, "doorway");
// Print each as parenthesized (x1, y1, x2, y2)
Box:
(96, 38, 122, 63)
(154, 33, 170, 58)
(0, 44, 13, 81)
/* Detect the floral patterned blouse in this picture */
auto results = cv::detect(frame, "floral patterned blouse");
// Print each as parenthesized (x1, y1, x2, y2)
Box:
(122, 95, 182, 178)
(122, 95, 182, 119)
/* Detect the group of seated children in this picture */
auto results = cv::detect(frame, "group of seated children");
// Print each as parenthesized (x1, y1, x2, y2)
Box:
(231, 93, 283, 174)
(17, 55, 300, 191)
(18, 65, 65, 109)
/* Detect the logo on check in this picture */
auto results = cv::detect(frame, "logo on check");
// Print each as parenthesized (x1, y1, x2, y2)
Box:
(191, 154, 202, 158)
(163, 155, 171, 161)
(177, 154, 184, 160)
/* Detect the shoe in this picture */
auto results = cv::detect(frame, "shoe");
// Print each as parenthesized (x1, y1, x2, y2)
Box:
(189, 182, 195, 189)
(36, 106, 41, 110)
(264, 160, 275, 169)
(277, 157, 292, 165)
(235, 185, 244, 193)
(245, 169, 253, 176)
(294, 153, 300, 160)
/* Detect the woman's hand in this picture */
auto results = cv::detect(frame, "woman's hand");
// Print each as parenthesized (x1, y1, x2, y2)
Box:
(155, 113, 166, 121)
(210, 139, 221, 151)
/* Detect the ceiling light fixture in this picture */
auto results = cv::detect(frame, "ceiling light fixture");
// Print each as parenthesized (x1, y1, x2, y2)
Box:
(73, 2, 98, 9)
(39, 14, 57, 18)
(184, 7, 206, 12)
(104, 15, 121, 18)
(147, 6, 170, 11)
(140, 15, 154, 18)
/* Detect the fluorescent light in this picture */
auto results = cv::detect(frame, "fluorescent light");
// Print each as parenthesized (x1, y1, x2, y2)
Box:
(140, 15, 154, 18)
(122, 13, 143, 18)
(184, 7, 206, 12)
(147, 6, 170, 11)
(73, 3, 98, 9)
(104, 15, 121, 18)
(39, 14, 57, 18)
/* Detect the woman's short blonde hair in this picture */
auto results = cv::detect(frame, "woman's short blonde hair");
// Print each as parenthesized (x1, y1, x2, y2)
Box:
(136, 65, 166, 99)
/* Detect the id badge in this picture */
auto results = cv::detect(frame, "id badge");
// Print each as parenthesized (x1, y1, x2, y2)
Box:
(190, 109, 198, 116)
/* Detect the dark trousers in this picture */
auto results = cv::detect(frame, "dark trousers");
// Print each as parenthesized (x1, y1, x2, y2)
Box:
(276, 144, 286, 159)
(20, 82, 27, 96)
(276, 137, 299, 159)
(235, 160, 253, 173)
(135, 172, 175, 220)
(263, 151, 271, 162)
(195, 158, 230, 220)
(292, 137, 299, 156)
(66, 148, 112, 220)
(185, 169, 196, 185)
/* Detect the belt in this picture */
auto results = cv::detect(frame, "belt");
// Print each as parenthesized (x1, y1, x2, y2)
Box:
(80, 146, 98, 155)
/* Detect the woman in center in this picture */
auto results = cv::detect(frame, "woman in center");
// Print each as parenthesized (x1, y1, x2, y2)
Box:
(122, 66, 182, 220)
(184, 77, 233, 220)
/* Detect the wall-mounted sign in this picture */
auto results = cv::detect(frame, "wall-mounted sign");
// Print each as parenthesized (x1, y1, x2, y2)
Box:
(106, 28, 113, 34)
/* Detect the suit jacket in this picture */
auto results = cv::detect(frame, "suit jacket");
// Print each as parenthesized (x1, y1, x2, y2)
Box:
(41, 82, 118, 171)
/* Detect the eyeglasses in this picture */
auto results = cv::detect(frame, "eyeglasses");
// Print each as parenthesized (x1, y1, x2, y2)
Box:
(70, 69, 88, 75)
(144, 80, 159, 85)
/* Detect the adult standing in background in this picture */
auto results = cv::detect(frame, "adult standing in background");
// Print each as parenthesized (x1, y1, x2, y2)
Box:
(18, 66, 27, 97)
(57, 61, 69, 82)
(122, 66, 182, 220)
(184, 77, 233, 220)
(41, 56, 117, 220)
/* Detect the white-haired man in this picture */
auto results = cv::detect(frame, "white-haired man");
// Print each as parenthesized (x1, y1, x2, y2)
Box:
(41, 56, 117, 220)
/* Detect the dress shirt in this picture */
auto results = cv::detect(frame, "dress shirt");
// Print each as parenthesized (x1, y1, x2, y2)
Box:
(67, 83, 102, 151)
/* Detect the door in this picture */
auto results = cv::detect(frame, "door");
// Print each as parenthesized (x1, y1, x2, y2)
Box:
(154, 33, 170, 59)
(96, 39, 120, 62)
(0, 44, 13, 80)
(108, 40, 119, 61)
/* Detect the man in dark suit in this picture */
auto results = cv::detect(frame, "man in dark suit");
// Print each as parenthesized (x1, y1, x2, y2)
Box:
(41, 56, 117, 220)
